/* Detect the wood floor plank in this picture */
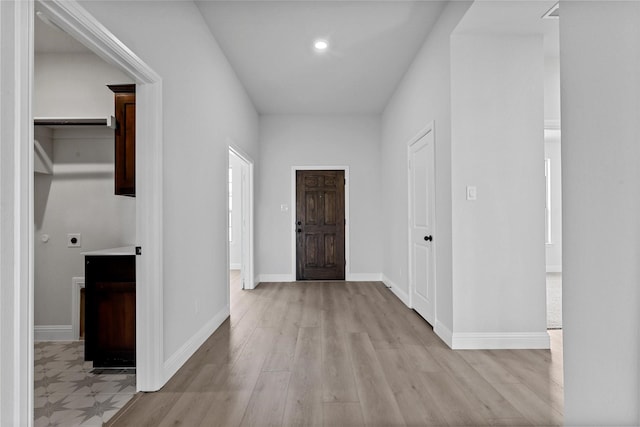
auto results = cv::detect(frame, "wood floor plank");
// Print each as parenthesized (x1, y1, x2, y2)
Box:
(458, 350, 521, 385)
(262, 285, 304, 372)
(375, 348, 448, 426)
(323, 402, 365, 427)
(427, 345, 527, 423)
(488, 382, 564, 426)
(346, 332, 405, 426)
(282, 327, 323, 426)
(299, 283, 322, 328)
(321, 287, 359, 403)
(489, 349, 564, 414)
(420, 371, 486, 426)
(108, 281, 564, 427)
(198, 390, 255, 427)
(402, 344, 444, 374)
(240, 371, 291, 427)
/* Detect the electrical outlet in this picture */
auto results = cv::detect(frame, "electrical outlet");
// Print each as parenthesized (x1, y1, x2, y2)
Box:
(67, 233, 81, 248)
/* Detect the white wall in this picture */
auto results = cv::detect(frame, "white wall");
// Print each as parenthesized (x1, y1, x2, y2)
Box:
(450, 34, 547, 340)
(229, 151, 243, 269)
(560, 1, 640, 424)
(544, 55, 561, 124)
(257, 115, 381, 280)
(381, 1, 472, 333)
(34, 127, 136, 328)
(34, 53, 131, 118)
(79, 0, 259, 366)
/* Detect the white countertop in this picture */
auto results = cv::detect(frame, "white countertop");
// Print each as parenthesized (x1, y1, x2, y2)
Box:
(81, 246, 136, 256)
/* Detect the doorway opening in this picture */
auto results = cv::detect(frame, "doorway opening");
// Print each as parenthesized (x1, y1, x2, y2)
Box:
(545, 124, 562, 330)
(32, 10, 141, 425)
(228, 146, 255, 312)
(20, 3, 165, 425)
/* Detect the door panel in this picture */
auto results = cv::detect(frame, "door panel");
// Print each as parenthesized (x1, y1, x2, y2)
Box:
(409, 129, 436, 324)
(296, 170, 345, 280)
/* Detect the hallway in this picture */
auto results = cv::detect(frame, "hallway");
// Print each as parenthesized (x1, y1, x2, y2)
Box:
(106, 281, 563, 426)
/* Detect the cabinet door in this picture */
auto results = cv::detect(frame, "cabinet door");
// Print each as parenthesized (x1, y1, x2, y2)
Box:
(85, 255, 136, 367)
(95, 281, 136, 367)
(109, 84, 136, 196)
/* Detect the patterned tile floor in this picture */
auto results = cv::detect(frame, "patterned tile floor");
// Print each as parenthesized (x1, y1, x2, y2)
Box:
(34, 341, 135, 427)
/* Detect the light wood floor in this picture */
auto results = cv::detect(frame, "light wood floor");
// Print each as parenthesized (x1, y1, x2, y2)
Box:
(107, 274, 563, 426)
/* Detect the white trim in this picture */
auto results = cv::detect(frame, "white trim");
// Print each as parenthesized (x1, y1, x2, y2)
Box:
(407, 122, 437, 325)
(228, 144, 255, 291)
(434, 321, 454, 348)
(163, 305, 229, 383)
(381, 274, 410, 307)
(33, 0, 165, 393)
(257, 274, 295, 283)
(1, 1, 34, 425)
(451, 332, 551, 350)
(544, 119, 561, 130)
(291, 166, 350, 280)
(546, 265, 562, 273)
(71, 277, 85, 340)
(33, 326, 73, 342)
(230, 263, 242, 270)
(346, 273, 382, 282)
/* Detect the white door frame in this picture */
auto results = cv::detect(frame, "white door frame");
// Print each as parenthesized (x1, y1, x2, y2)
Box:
(291, 166, 350, 281)
(0, 2, 34, 424)
(1, 1, 165, 423)
(406, 122, 437, 318)
(228, 144, 255, 293)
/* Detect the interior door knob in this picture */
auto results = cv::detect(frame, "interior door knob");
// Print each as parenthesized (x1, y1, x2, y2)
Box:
(424, 235, 432, 241)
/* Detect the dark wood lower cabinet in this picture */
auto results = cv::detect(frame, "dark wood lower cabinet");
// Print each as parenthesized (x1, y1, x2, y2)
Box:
(85, 255, 136, 367)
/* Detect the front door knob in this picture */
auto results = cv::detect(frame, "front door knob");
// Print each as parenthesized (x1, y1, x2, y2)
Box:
(424, 235, 432, 242)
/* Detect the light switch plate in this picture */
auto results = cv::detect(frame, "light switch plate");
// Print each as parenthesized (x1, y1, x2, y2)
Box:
(67, 233, 81, 248)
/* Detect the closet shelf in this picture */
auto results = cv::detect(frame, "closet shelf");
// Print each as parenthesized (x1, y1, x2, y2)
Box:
(34, 117, 115, 128)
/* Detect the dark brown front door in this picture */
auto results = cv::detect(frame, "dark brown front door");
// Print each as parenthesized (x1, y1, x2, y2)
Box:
(296, 170, 345, 280)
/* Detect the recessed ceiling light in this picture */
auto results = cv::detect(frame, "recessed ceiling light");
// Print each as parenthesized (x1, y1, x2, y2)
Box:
(313, 39, 329, 52)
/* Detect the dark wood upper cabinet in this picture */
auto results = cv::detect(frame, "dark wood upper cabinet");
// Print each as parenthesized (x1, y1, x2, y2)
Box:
(108, 84, 136, 197)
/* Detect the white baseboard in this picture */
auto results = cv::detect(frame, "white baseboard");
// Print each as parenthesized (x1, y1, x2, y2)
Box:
(381, 274, 410, 307)
(163, 305, 230, 383)
(434, 320, 453, 348)
(229, 263, 241, 270)
(546, 265, 562, 273)
(346, 273, 382, 281)
(256, 274, 295, 283)
(451, 331, 550, 350)
(34, 325, 74, 341)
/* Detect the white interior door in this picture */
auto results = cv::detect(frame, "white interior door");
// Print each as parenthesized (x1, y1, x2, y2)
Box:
(408, 128, 436, 325)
